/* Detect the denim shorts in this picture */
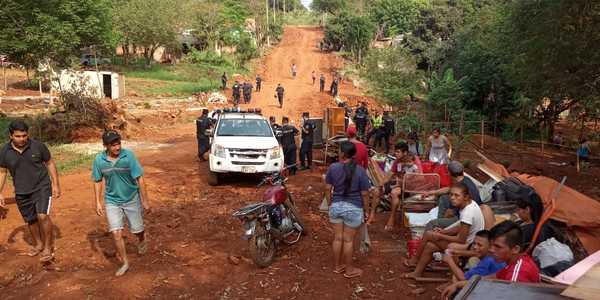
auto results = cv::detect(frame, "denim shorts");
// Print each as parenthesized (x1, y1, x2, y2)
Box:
(329, 201, 364, 228)
(105, 194, 144, 233)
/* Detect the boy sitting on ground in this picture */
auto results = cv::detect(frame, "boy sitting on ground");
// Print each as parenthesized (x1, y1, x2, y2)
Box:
(403, 183, 485, 280)
(441, 220, 541, 299)
(441, 230, 506, 284)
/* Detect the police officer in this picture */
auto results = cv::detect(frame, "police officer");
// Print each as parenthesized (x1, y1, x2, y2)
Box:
(196, 109, 212, 161)
(366, 111, 384, 148)
(331, 77, 339, 97)
(242, 81, 253, 104)
(275, 84, 285, 108)
(299, 112, 316, 171)
(353, 102, 369, 141)
(269, 116, 282, 144)
(382, 111, 395, 153)
(255, 75, 262, 92)
(280, 116, 299, 175)
(319, 74, 325, 92)
(232, 80, 241, 105)
(221, 72, 228, 90)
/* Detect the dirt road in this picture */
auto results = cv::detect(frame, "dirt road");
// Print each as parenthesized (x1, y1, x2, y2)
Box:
(0, 27, 434, 299)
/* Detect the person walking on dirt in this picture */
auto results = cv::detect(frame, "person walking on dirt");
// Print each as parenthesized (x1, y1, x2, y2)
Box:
(196, 109, 212, 162)
(353, 102, 369, 141)
(275, 84, 285, 108)
(92, 131, 150, 277)
(280, 117, 299, 175)
(255, 75, 262, 92)
(242, 81, 253, 104)
(299, 112, 316, 171)
(330, 77, 339, 97)
(382, 111, 395, 154)
(311, 71, 316, 85)
(0, 120, 61, 262)
(320, 74, 326, 92)
(324, 141, 371, 279)
(232, 81, 241, 105)
(291, 64, 297, 79)
(221, 72, 228, 90)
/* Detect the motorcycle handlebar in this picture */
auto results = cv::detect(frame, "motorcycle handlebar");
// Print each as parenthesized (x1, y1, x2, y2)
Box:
(256, 164, 296, 187)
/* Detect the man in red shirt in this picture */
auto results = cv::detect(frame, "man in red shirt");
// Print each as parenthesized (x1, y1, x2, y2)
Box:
(346, 127, 368, 168)
(441, 220, 540, 299)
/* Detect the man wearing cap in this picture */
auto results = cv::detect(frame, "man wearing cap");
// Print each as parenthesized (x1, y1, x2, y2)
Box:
(423, 161, 483, 231)
(299, 112, 316, 171)
(353, 102, 369, 141)
(242, 81, 253, 104)
(196, 109, 213, 162)
(280, 117, 299, 175)
(92, 131, 150, 276)
(0, 120, 61, 262)
(275, 84, 285, 108)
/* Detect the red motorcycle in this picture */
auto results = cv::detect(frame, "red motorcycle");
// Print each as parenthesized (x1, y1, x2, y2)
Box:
(232, 171, 306, 267)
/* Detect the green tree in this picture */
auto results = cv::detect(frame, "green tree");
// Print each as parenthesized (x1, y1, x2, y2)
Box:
(311, 0, 347, 14)
(324, 12, 375, 62)
(426, 68, 465, 122)
(368, 0, 426, 38)
(0, 0, 113, 68)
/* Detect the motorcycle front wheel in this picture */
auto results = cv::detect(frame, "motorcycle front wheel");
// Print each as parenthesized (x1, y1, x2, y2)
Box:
(249, 224, 275, 268)
(285, 197, 306, 235)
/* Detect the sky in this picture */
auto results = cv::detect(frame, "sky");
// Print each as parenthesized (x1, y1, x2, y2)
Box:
(301, 0, 312, 10)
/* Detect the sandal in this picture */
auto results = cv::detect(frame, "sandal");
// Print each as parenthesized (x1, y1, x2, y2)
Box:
(21, 247, 43, 257)
(403, 258, 417, 268)
(40, 252, 54, 262)
(343, 269, 363, 279)
(333, 265, 346, 274)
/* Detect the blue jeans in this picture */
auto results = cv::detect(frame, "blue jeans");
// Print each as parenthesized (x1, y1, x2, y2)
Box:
(105, 194, 144, 233)
(329, 201, 364, 228)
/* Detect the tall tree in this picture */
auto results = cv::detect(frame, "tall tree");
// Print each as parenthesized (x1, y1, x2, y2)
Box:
(368, 0, 426, 38)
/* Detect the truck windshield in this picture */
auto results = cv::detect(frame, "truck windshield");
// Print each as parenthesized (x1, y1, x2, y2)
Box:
(217, 118, 273, 137)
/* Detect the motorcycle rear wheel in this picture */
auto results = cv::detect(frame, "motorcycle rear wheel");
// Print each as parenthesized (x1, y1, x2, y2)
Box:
(249, 225, 275, 268)
(285, 197, 306, 235)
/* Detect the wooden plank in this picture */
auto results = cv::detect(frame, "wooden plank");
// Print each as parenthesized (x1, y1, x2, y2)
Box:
(561, 263, 600, 300)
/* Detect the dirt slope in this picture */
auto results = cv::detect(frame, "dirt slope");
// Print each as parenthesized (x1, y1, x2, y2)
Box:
(0, 27, 434, 300)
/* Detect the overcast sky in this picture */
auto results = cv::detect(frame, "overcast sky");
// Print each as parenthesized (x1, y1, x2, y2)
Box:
(301, 0, 312, 9)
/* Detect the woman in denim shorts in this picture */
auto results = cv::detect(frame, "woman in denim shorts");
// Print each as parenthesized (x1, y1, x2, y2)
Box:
(324, 141, 371, 278)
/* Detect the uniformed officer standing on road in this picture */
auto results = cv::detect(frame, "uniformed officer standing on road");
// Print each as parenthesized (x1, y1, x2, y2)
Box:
(319, 74, 325, 92)
(242, 81, 253, 104)
(255, 75, 262, 92)
(269, 116, 282, 144)
(382, 111, 395, 153)
(353, 102, 369, 141)
(221, 72, 228, 90)
(330, 77, 339, 97)
(280, 117, 299, 175)
(299, 112, 316, 171)
(196, 109, 212, 161)
(232, 81, 241, 105)
(275, 84, 285, 108)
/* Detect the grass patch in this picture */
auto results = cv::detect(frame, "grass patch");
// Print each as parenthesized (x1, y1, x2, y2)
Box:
(49, 145, 95, 174)
(284, 11, 320, 26)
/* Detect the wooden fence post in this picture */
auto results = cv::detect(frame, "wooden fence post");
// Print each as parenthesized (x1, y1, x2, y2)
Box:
(480, 119, 484, 149)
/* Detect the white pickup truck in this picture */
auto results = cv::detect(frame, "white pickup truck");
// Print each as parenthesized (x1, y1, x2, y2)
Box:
(208, 111, 283, 185)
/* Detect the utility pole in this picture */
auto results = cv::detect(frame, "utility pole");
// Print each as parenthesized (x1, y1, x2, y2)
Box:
(266, 0, 270, 47)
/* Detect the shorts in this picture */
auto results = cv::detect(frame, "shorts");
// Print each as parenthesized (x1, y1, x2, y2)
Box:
(105, 194, 145, 233)
(329, 201, 364, 228)
(15, 185, 52, 223)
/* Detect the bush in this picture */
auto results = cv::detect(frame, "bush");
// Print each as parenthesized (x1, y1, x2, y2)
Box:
(183, 48, 232, 66)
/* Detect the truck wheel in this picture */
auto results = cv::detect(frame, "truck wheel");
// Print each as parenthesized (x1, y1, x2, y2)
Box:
(208, 171, 220, 186)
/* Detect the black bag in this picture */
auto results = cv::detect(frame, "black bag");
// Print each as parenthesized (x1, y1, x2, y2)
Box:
(492, 177, 537, 203)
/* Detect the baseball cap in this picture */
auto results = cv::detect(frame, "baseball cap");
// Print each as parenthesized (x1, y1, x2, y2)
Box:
(346, 126, 357, 138)
(448, 161, 464, 176)
(102, 131, 121, 145)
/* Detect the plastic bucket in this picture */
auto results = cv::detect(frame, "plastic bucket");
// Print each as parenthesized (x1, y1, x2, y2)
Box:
(407, 239, 421, 258)
(434, 164, 451, 187)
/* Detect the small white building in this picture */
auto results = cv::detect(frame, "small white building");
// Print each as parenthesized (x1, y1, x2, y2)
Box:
(51, 70, 124, 99)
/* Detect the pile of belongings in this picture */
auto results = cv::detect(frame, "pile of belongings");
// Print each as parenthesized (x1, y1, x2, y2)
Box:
(207, 92, 227, 104)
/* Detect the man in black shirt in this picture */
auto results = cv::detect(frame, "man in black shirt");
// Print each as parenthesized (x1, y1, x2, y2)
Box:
(382, 111, 395, 153)
(275, 84, 285, 108)
(353, 102, 369, 141)
(319, 74, 325, 92)
(0, 120, 61, 262)
(242, 81, 253, 104)
(280, 116, 299, 175)
(255, 75, 262, 92)
(232, 81, 241, 105)
(299, 112, 316, 171)
(269, 116, 282, 143)
(196, 109, 212, 161)
(221, 72, 228, 90)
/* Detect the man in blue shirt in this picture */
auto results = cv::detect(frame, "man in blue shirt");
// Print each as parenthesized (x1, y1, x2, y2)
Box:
(92, 131, 150, 276)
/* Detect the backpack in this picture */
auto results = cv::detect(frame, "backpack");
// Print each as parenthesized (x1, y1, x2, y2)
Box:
(490, 177, 541, 213)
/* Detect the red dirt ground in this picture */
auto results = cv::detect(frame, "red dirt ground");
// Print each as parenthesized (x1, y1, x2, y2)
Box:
(0, 27, 439, 300)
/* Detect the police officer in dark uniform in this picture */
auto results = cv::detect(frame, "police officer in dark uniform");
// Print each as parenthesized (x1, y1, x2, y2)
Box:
(330, 78, 338, 97)
(275, 84, 285, 108)
(232, 80, 241, 105)
(269, 116, 282, 143)
(196, 109, 212, 161)
(256, 75, 262, 92)
(382, 111, 395, 153)
(353, 102, 369, 141)
(242, 81, 253, 104)
(221, 72, 228, 90)
(280, 116, 299, 175)
(319, 74, 325, 92)
(299, 112, 316, 171)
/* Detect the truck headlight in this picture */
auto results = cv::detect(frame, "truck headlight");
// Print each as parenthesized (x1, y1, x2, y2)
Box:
(213, 144, 227, 158)
(268, 146, 282, 159)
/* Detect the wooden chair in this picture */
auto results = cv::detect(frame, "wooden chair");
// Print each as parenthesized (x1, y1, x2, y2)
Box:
(400, 172, 441, 227)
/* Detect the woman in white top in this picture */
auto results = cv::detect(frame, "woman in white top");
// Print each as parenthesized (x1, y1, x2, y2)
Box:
(403, 182, 484, 280)
(428, 128, 452, 164)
